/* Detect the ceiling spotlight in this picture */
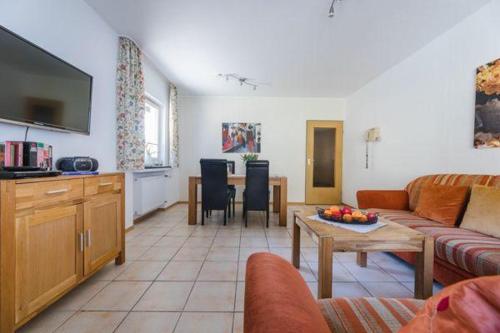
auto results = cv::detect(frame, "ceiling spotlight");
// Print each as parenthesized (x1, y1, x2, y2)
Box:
(328, 1, 335, 17)
(218, 73, 261, 91)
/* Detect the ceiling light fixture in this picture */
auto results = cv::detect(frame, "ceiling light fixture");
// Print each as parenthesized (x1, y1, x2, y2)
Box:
(218, 73, 258, 91)
(328, 0, 341, 18)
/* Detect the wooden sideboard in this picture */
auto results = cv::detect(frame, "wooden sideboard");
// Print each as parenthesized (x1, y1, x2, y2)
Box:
(0, 173, 125, 333)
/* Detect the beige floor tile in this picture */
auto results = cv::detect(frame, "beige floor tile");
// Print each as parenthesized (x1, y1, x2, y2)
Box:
(155, 236, 188, 247)
(116, 312, 180, 333)
(174, 312, 233, 333)
(238, 262, 247, 281)
(141, 227, 171, 237)
(240, 237, 268, 247)
(185, 282, 236, 311)
(361, 282, 413, 298)
(333, 282, 371, 297)
(157, 261, 203, 281)
(51, 280, 109, 311)
(233, 312, 244, 333)
(216, 229, 241, 238)
(235, 282, 245, 312)
(138, 246, 179, 261)
(173, 247, 210, 261)
(115, 261, 166, 281)
(88, 262, 131, 281)
(343, 262, 396, 282)
(239, 248, 269, 261)
(17, 309, 75, 333)
(128, 235, 162, 246)
(125, 246, 151, 260)
(267, 237, 292, 247)
(268, 247, 294, 262)
(55, 311, 127, 333)
(212, 237, 240, 247)
(134, 282, 193, 311)
(83, 281, 150, 311)
(198, 261, 238, 281)
(206, 247, 239, 261)
(183, 236, 214, 248)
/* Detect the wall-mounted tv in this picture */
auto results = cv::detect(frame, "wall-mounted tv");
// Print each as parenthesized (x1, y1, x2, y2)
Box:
(0, 25, 92, 135)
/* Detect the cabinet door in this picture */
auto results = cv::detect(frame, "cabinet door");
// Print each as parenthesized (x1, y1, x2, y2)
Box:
(83, 193, 122, 275)
(15, 205, 83, 323)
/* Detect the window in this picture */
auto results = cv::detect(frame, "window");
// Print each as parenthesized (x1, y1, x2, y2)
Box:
(144, 97, 164, 166)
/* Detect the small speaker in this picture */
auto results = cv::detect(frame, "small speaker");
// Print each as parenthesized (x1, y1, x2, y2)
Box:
(56, 157, 99, 172)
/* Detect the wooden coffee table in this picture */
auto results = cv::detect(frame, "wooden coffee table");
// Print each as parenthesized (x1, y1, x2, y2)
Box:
(292, 209, 434, 300)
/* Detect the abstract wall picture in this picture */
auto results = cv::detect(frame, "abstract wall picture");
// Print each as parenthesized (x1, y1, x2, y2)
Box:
(475, 58, 500, 148)
(222, 122, 261, 153)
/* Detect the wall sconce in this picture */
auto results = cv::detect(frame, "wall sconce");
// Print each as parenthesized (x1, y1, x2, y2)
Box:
(365, 127, 381, 169)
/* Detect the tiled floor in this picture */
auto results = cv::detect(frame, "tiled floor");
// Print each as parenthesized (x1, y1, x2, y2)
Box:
(17, 204, 443, 333)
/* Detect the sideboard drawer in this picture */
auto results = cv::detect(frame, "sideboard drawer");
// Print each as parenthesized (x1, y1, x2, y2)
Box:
(84, 175, 122, 197)
(16, 179, 84, 210)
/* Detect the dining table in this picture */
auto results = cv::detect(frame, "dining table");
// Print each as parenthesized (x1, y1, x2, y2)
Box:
(188, 175, 288, 226)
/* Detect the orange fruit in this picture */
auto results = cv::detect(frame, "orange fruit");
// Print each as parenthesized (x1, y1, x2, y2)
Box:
(330, 205, 340, 212)
(359, 215, 368, 223)
(342, 214, 353, 223)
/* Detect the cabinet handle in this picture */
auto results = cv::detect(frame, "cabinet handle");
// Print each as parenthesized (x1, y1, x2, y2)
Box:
(79, 232, 84, 252)
(46, 188, 69, 195)
(86, 229, 92, 247)
(99, 182, 113, 186)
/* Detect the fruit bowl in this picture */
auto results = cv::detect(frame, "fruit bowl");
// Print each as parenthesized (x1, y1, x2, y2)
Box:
(317, 206, 378, 225)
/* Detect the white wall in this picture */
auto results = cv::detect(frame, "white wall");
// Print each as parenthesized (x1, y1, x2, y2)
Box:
(343, 0, 500, 207)
(178, 96, 345, 202)
(0, 0, 118, 170)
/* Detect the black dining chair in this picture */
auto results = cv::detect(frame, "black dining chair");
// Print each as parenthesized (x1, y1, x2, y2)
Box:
(243, 160, 270, 228)
(200, 159, 232, 225)
(227, 161, 236, 216)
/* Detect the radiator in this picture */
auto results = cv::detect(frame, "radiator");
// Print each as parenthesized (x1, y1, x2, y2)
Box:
(134, 171, 167, 217)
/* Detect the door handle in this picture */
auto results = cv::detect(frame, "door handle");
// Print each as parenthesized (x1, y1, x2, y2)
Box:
(79, 232, 84, 252)
(86, 229, 92, 247)
(98, 182, 113, 186)
(46, 188, 69, 195)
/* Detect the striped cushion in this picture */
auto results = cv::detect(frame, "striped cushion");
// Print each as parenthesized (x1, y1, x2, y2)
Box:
(416, 226, 500, 276)
(405, 174, 500, 211)
(318, 297, 424, 333)
(371, 209, 445, 229)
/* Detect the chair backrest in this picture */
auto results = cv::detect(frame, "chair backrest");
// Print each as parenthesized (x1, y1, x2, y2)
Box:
(200, 159, 228, 210)
(245, 160, 269, 210)
(405, 174, 500, 211)
(227, 161, 236, 174)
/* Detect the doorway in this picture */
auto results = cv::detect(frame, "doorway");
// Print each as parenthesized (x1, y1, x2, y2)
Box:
(305, 120, 343, 204)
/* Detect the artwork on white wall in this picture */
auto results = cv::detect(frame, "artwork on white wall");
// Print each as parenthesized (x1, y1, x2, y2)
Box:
(222, 122, 261, 153)
(475, 58, 500, 149)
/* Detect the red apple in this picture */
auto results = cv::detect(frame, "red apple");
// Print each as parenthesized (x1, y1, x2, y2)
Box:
(367, 212, 377, 222)
(331, 211, 342, 221)
(340, 207, 352, 215)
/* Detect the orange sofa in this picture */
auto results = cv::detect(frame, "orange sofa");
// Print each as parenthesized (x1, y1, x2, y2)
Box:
(357, 174, 500, 286)
(244, 253, 500, 333)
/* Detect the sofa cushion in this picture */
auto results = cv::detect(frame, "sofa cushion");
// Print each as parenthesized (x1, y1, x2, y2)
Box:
(318, 297, 424, 333)
(405, 174, 500, 211)
(414, 185, 469, 226)
(415, 226, 500, 276)
(460, 185, 500, 238)
(400, 276, 500, 333)
(370, 209, 445, 229)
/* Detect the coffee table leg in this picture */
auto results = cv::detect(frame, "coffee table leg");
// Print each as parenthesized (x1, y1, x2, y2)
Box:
(292, 215, 300, 268)
(318, 237, 333, 299)
(356, 252, 367, 267)
(415, 236, 434, 299)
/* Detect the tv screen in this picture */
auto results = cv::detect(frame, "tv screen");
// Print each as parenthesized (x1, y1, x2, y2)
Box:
(0, 26, 92, 134)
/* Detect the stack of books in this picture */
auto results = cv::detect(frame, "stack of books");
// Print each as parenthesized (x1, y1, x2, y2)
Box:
(0, 141, 53, 170)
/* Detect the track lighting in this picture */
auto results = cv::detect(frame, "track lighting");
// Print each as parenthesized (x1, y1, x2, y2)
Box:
(328, 0, 342, 18)
(218, 73, 259, 91)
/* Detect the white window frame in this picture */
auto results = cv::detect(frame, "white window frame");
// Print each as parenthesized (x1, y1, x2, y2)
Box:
(144, 93, 167, 167)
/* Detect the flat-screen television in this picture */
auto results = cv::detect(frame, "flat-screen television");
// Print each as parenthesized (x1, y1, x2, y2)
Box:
(0, 26, 92, 135)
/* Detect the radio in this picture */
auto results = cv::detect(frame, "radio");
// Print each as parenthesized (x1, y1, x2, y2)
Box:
(56, 157, 99, 172)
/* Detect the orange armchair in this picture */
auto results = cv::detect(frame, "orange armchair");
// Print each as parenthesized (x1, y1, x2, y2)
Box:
(356, 190, 409, 210)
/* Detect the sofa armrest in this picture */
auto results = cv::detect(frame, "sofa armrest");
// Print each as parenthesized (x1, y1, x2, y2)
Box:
(357, 190, 409, 210)
(245, 253, 330, 333)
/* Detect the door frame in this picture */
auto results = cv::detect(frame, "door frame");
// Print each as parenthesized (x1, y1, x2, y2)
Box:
(305, 120, 343, 205)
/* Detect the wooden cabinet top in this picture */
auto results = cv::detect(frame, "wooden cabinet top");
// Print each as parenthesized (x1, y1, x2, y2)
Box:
(0, 172, 124, 184)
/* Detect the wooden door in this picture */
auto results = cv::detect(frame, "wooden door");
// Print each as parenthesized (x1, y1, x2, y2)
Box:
(15, 205, 83, 323)
(305, 120, 343, 204)
(83, 193, 122, 275)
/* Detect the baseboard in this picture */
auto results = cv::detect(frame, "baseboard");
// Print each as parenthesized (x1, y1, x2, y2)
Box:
(134, 202, 180, 223)
(125, 225, 135, 233)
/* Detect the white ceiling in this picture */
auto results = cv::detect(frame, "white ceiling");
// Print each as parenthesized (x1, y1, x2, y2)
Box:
(85, 0, 490, 97)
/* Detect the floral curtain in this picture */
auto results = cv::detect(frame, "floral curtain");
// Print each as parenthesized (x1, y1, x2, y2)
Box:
(169, 83, 179, 167)
(116, 37, 145, 170)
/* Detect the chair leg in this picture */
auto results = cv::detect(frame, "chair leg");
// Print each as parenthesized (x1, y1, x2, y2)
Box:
(224, 208, 227, 226)
(206, 210, 209, 218)
(201, 209, 205, 225)
(245, 210, 248, 228)
(228, 201, 231, 218)
(266, 207, 269, 228)
(232, 198, 235, 218)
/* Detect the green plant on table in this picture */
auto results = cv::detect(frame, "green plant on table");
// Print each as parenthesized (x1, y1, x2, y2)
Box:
(241, 153, 258, 163)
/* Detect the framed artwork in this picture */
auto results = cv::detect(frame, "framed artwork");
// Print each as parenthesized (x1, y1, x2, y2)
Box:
(475, 58, 500, 148)
(222, 122, 261, 153)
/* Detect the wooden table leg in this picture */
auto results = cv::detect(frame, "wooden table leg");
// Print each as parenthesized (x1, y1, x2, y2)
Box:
(292, 215, 301, 268)
(415, 236, 434, 299)
(188, 177, 198, 225)
(272, 185, 280, 213)
(356, 252, 367, 267)
(318, 237, 333, 299)
(278, 177, 287, 227)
